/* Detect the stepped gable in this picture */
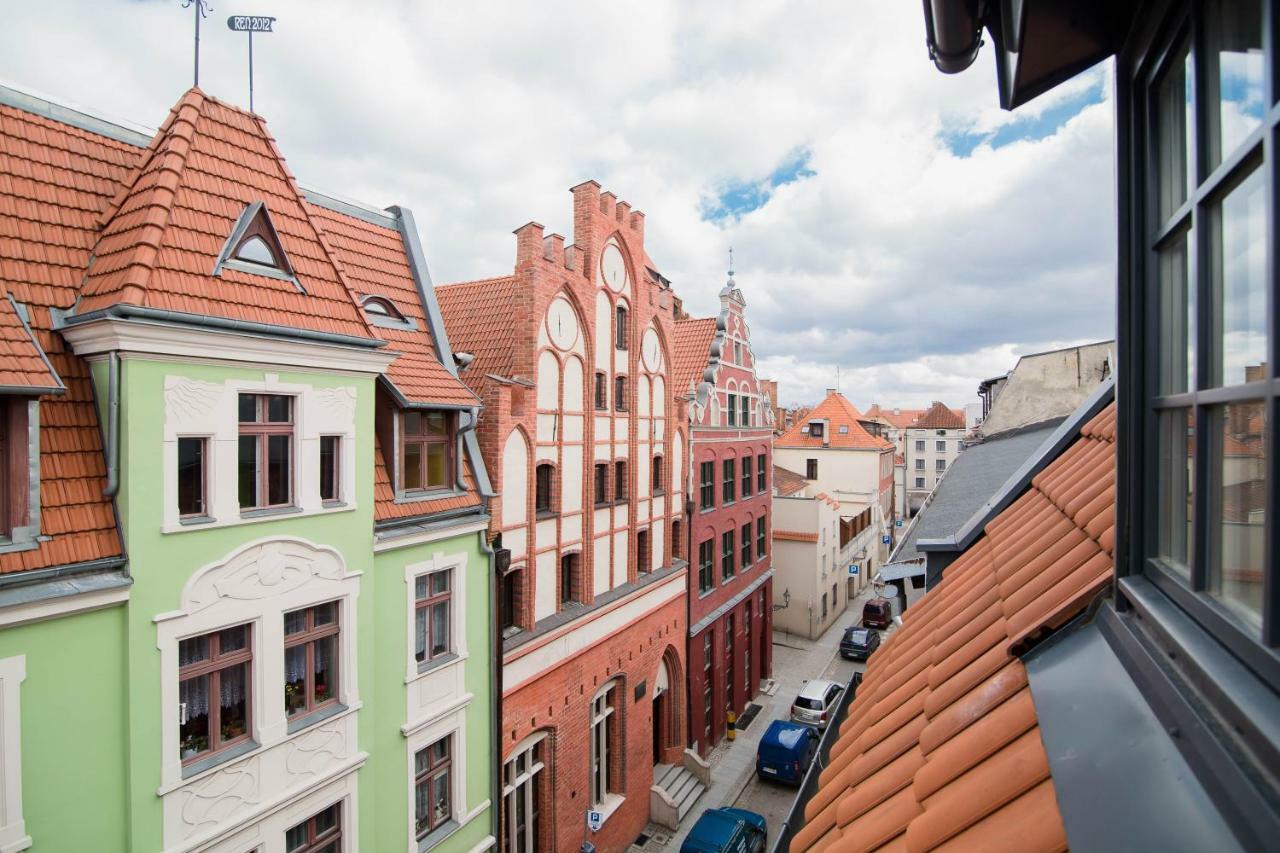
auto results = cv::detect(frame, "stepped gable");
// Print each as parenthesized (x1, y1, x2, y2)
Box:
(308, 202, 477, 407)
(777, 390, 892, 450)
(915, 400, 966, 430)
(0, 100, 138, 572)
(791, 403, 1117, 852)
(75, 88, 376, 342)
(434, 275, 521, 399)
(671, 316, 718, 396)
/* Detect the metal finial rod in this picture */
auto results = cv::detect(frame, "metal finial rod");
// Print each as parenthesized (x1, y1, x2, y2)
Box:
(182, 0, 212, 87)
(728, 246, 735, 278)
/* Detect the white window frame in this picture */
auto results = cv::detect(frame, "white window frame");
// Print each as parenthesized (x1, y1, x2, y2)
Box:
(405, 711, 474, 853)
(0, 655, 30, 852)
(502, 732, 546, 853)
(589, 681, 623, 820)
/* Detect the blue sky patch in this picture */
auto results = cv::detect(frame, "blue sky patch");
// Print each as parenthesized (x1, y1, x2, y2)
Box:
(702, 148, 816, 221)
(942, 78, 1106, 157)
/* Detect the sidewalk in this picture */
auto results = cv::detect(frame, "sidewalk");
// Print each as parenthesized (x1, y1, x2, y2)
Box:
(652, 583, 884, 850)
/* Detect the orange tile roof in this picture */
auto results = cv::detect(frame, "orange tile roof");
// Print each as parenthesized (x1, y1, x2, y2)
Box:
(75, 89, 377, 343)
(672, 317, 717, 396)
(773, 465, 808, 497)
(777, 390, 892, 451)
(866, 404, 928, 430)
(792, 402, 1117, 852)
(774, 529, 819, 543)
(0, 101, 134, 572)
(915, 400, 967, 429)
(435, 276, 522, 398)
(308, 203, 477, 407)
(373, 435, 482, 522)
(0, 283, 60, 391)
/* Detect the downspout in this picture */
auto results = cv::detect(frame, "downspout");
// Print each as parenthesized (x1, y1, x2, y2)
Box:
(456, 407, 479, 492)
(103, 351, 120, 497)
(478, 532, 502, 848)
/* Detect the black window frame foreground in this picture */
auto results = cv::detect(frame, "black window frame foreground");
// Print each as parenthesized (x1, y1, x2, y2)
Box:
(1115, 1, 1280, 846)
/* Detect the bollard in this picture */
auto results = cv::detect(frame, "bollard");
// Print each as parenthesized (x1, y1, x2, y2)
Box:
(726, 708, 737, 741)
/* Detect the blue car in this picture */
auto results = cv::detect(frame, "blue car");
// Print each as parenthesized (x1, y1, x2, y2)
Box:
(680, 807, 767, 853)
(756, 720, 820, 785)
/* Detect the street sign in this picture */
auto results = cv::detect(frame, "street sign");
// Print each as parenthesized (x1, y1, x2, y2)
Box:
(586, 810, 603, 833)
(882, 534, 891, 544)
(227, 15, 275, 31)
(895, 519, 904, 528)
(848, 563, 859, 575)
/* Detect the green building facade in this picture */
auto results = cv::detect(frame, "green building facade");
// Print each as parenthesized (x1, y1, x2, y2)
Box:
(0, 82, 497, 852)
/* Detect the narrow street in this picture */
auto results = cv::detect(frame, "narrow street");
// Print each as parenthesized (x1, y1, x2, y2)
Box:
(641, 584, 897, 851)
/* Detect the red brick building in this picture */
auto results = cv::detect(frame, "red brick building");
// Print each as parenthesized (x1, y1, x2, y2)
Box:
(672, 272, 775, 757)
(438, 182, 689, 852)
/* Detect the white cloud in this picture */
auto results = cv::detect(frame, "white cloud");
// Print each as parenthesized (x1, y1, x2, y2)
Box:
(0, 0, 1117, 407)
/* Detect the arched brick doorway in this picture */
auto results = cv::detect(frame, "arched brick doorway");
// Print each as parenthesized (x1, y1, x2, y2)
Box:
(652, 646, 684, 766)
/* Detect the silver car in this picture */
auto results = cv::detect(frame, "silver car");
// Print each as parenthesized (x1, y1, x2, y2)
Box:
(789, 679, 843, 730)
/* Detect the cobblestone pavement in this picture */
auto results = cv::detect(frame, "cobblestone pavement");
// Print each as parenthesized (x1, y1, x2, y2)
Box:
(630, 583, 894, 852)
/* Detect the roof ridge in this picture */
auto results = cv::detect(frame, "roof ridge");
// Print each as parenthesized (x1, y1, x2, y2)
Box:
(435, 274, 520, 290)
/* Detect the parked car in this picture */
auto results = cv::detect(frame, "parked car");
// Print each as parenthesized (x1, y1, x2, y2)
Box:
(790, 679, 843, 730)
(861, 596, 893, 629)
(680, 807, 767, 853)
(840, 626, 881, 660)
(756, 720, 820, 785)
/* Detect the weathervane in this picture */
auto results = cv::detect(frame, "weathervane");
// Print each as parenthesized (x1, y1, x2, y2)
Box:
(181, 0, 213, 87)
(227, 14, 277, 112)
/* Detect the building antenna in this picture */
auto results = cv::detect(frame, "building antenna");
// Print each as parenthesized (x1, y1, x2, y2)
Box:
(727, 246, 735, 279)
(227, 14, 277, 113)
(836, 365, 841, 392)
(181, 0, 213, 87)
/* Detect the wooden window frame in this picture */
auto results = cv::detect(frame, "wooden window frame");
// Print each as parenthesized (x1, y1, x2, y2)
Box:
(614, 376, 628, 411)
(594, 372, 608, 410)
(415, 570, 452, 666)
(594, 463, 610, 507)
(722, 458, 736, 504)
(238, 393, 294, 510)
(559, 553, 580, 606)
(699, 461, 715, 510)
(283, 602, 340, 720)
(615, 305, 629, 351)
(286, 803, 342, 853)
(178, 625, 252, 765)
(756, 516, 767, 558)
(400, 410, 456, 495)
(727, 393, 737, 427)
(741, 522, 753, 566)
(535, 464, 556, 516)
(177, 435, 209, 518)
(319, 434, 341, 504)
(757, 454, 766, 492)
(614, 460, 627, 503)
(805, 458, 818, 480)
(415, 736, 453, 840)
(653, 455, 664, 494)
(721, 529, 735, 581)
(741, 455, 753, 497)
(698, 539, 714, 593)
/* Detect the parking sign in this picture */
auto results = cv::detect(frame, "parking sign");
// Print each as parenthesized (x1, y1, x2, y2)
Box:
(586, 810, 603, 832)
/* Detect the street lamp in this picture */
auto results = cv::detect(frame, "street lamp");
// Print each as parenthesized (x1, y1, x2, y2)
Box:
(772, 588, 791, 611)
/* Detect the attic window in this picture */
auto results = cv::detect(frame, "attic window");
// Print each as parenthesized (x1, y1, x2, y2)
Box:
(214, 201, 301, 289)
(839, 425, 849, 434)
(362, 297, 403, 321)
(809, 422, 824, 438)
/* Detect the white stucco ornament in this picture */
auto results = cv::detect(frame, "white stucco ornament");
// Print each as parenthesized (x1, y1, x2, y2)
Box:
(601, 242, 628, 293)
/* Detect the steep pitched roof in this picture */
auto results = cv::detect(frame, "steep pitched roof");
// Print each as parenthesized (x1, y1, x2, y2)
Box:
(773, 465, 809, 497)
(307, 202, 477, 407)
(777, 390, 892, 451)
(867, 404, 928, 429)
(792, 403, 1116, 852)
(74, 89, 376, 343)
(0, 285, 61, 391)
(915, 400, 966, 429)
(671, 316, 718, 396)
(435, 276, 521, 398)
(0, 99, 135, 572)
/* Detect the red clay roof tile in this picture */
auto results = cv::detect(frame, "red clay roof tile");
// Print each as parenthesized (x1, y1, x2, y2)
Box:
(791, 402, 1116, 852)
(435, 276, 522, 401)
(778, 390, 893, 451)
(671, 316, 718, 396)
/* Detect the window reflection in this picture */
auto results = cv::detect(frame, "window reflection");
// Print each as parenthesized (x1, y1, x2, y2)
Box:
(1158, 229, 1194, 394)
(1209, 401, 1267, 633)
(1156, 40, 1193, 219)
(1206, 0, 1264, 167)
(1157, 408, 1195, 578)
(1210, 167, 1266, 386)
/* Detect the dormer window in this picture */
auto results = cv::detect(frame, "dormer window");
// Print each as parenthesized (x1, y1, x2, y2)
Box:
(362, 297, 400, 319)
(214, 201, 300, 287)
(809, 422, 824, 438)
(400, 410, 455, 493)
(0, 399, 37, 546)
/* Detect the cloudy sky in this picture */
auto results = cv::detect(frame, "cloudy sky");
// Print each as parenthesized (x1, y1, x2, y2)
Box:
(0, 1, 1117, 407)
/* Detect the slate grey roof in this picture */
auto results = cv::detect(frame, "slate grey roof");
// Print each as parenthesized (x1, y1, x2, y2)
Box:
(892, 419, 1063, 565)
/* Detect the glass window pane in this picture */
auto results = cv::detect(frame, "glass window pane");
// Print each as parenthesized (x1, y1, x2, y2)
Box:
(415, 605, 427, 663)
(238, 393, 257, 423)
(433, 770, 450, 822)
(415, 575, 428, 601)
(219, 662, 248, 743)
(426, 412, 448, 436)
(415, 777, 430, 835)
(284, 609, 307, 635)
(179, 634, 209, 666)
(1209, 401, 1267, 634)
(403, 412, 423, 436)
(403, 443, 422, 491)
(266, 395, 291, 423)
(431, 602, 449, 656)
(1210, 167, 1267, 386)
(267, 434, 291, 505)
(1155, 40, 1193, 220)
(426, 442, 448, 488)
(238, 435, 259, 508)
(179, 673, 210, 758)
(1206, 0, 1265, 168)
(177, 437, 205, 516)
(1158, 229, 1196, 394)
(1157, 408, 1195, 579)
(313, 602, 337, 626)
(314, 804, 339, 836)
(285, 823, 308, 852)
(218, 625, 247, 654)
(235, 235, 276, 266)
(313, 635, 337, 705)
(284, 645, 307, 716)
(431, 571, 449, 596)
(320, 436, 339, 501)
